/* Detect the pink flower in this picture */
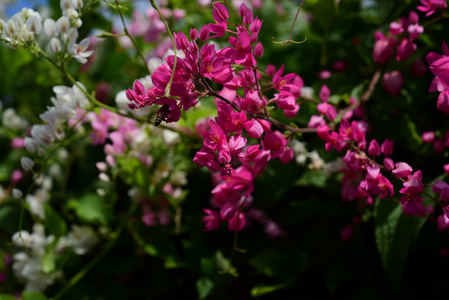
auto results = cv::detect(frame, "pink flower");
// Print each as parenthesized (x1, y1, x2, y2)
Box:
(203, 209, 221, 231)
(396, 38, 417, 61)
(417, 0, 447, 17)
(381, 139, 394, 156)
(228, 212, 246, 231)
(368, 139, 381, 156)
(437, 91, 449, 114)
(392, 162, 413, 178)
(373, 36, 397, 64)
(383, 70, 403, 96)
(421, 131, 435, 143)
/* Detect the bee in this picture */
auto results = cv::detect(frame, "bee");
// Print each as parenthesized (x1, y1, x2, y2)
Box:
(154, 104, 171, 126)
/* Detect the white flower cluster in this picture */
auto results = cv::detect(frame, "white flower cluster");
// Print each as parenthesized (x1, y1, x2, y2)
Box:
(0, 0, 93, 63)
(12, 224, 62, 291)
(291, 140, 325, 171)
(0, 7, 42, 48)
(11, 223, 98, 291)
(2, 107, 28, 131)
(25, 83, 89, 158)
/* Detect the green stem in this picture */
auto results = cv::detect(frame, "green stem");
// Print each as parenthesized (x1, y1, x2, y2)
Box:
(149, 0, 178, 98)
(114, 0, 150, 74)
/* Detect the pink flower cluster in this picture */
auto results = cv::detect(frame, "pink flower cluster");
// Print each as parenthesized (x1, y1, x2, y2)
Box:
(126, 3, 307, 232)
(426, 42, 449, 114)
(311, 86, 431, 216)
(373, 11, 424, 95)
(417, 0, 448, 17)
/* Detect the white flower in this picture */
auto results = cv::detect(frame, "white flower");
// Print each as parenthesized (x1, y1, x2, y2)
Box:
(26, 194, 46, 219)
(21, 157, 35, 172)
(26, 15, 42, 34)
(71, 0, 84, 9)
(67, 225, 98, 255)
(43, 18, 59, 37)
(49, 37, 62, 52)
(12, 188, 23, 199)
(163, 129, 180, 145)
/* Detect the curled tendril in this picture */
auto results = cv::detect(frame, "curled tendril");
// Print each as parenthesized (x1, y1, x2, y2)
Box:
(271, 0, 306, 46)
(271, 36, 307, 45)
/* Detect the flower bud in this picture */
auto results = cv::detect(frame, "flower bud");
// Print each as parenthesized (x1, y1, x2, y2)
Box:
(253, 42, 263, 57)
(43, 18, 59, 37)
(21, 157, 34, 172)
(382, 70, 403, 96)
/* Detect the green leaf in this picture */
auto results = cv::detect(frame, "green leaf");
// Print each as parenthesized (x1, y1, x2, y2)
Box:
(42, 239, 58, 274)
(374, 198, 427, 289)
(295, 169, 327, 188)
(196, 277, 214, 299)
(251, 282, 293, 297)
(68, 194, 108, 224)
(249, 249, 307, 280)
(44, 205, 67, 238)
(0, 294, 20, 300)
(117, 157, 150, 194)
(21, 291, 48, 300)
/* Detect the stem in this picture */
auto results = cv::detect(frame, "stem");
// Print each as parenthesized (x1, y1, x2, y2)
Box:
(114, 0, 150, 74)
(149, 0, 178, 98)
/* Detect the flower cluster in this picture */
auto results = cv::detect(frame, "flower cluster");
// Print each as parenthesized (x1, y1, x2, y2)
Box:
(126, 3, 307, 231)
(427, 42, 449, 113)
(0, 0, 92, 63)
(373, 11, 424, 95)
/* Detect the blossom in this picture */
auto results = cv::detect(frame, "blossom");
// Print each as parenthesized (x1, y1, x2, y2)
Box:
(417, 0, 448, 17)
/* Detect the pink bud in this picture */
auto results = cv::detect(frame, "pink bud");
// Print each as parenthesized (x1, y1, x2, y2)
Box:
(421, 131, 435, 143)
(341, 225, 354, 241)
(253, 42, 263, 57)
(389, 21, 404, 35)
(437, 91, 449, 114)
(199, 25, 210, 41)
(266, 64, 276, 76)
(409, 11, 419, 24)
(10, 137, 25, 149)
(444, 164, 449, 176)
(438, 213, 449, 231)
(308, 115, 326, 128)
(384, 157, 395, 171)
(279, 147, 294, 164)
(190, 28, 198, 40)
(228, 212, 245, 231)
(203, 209, 220, 231)
(11, 170, 23, 184)
(373, 37, 396, 64)
(381, 139, 394, 156)
(133, 80, 145, 95)
(396, 38, 417, 61)
(220, 202, 238, 221)
(368, 139, 381, 156)
(383, 70, 403, 96)
(319, 85, 330, 102)
(244, 119, 264, 138)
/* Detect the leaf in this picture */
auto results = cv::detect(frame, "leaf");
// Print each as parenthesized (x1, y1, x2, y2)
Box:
(42, 239, 58, 274)
(68, 194, 108, 224)
(117, 157, 150, 194)
(44, 205, 67, 238)
(0, 294, 20, 300)
(21, 291, 48, 300)
(374, 198, 427, 289)
(249, 249, 307, 280)
(196, 277, 214, 299)
(251, 282, 293, 297)
(295, 169, 327, 188)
